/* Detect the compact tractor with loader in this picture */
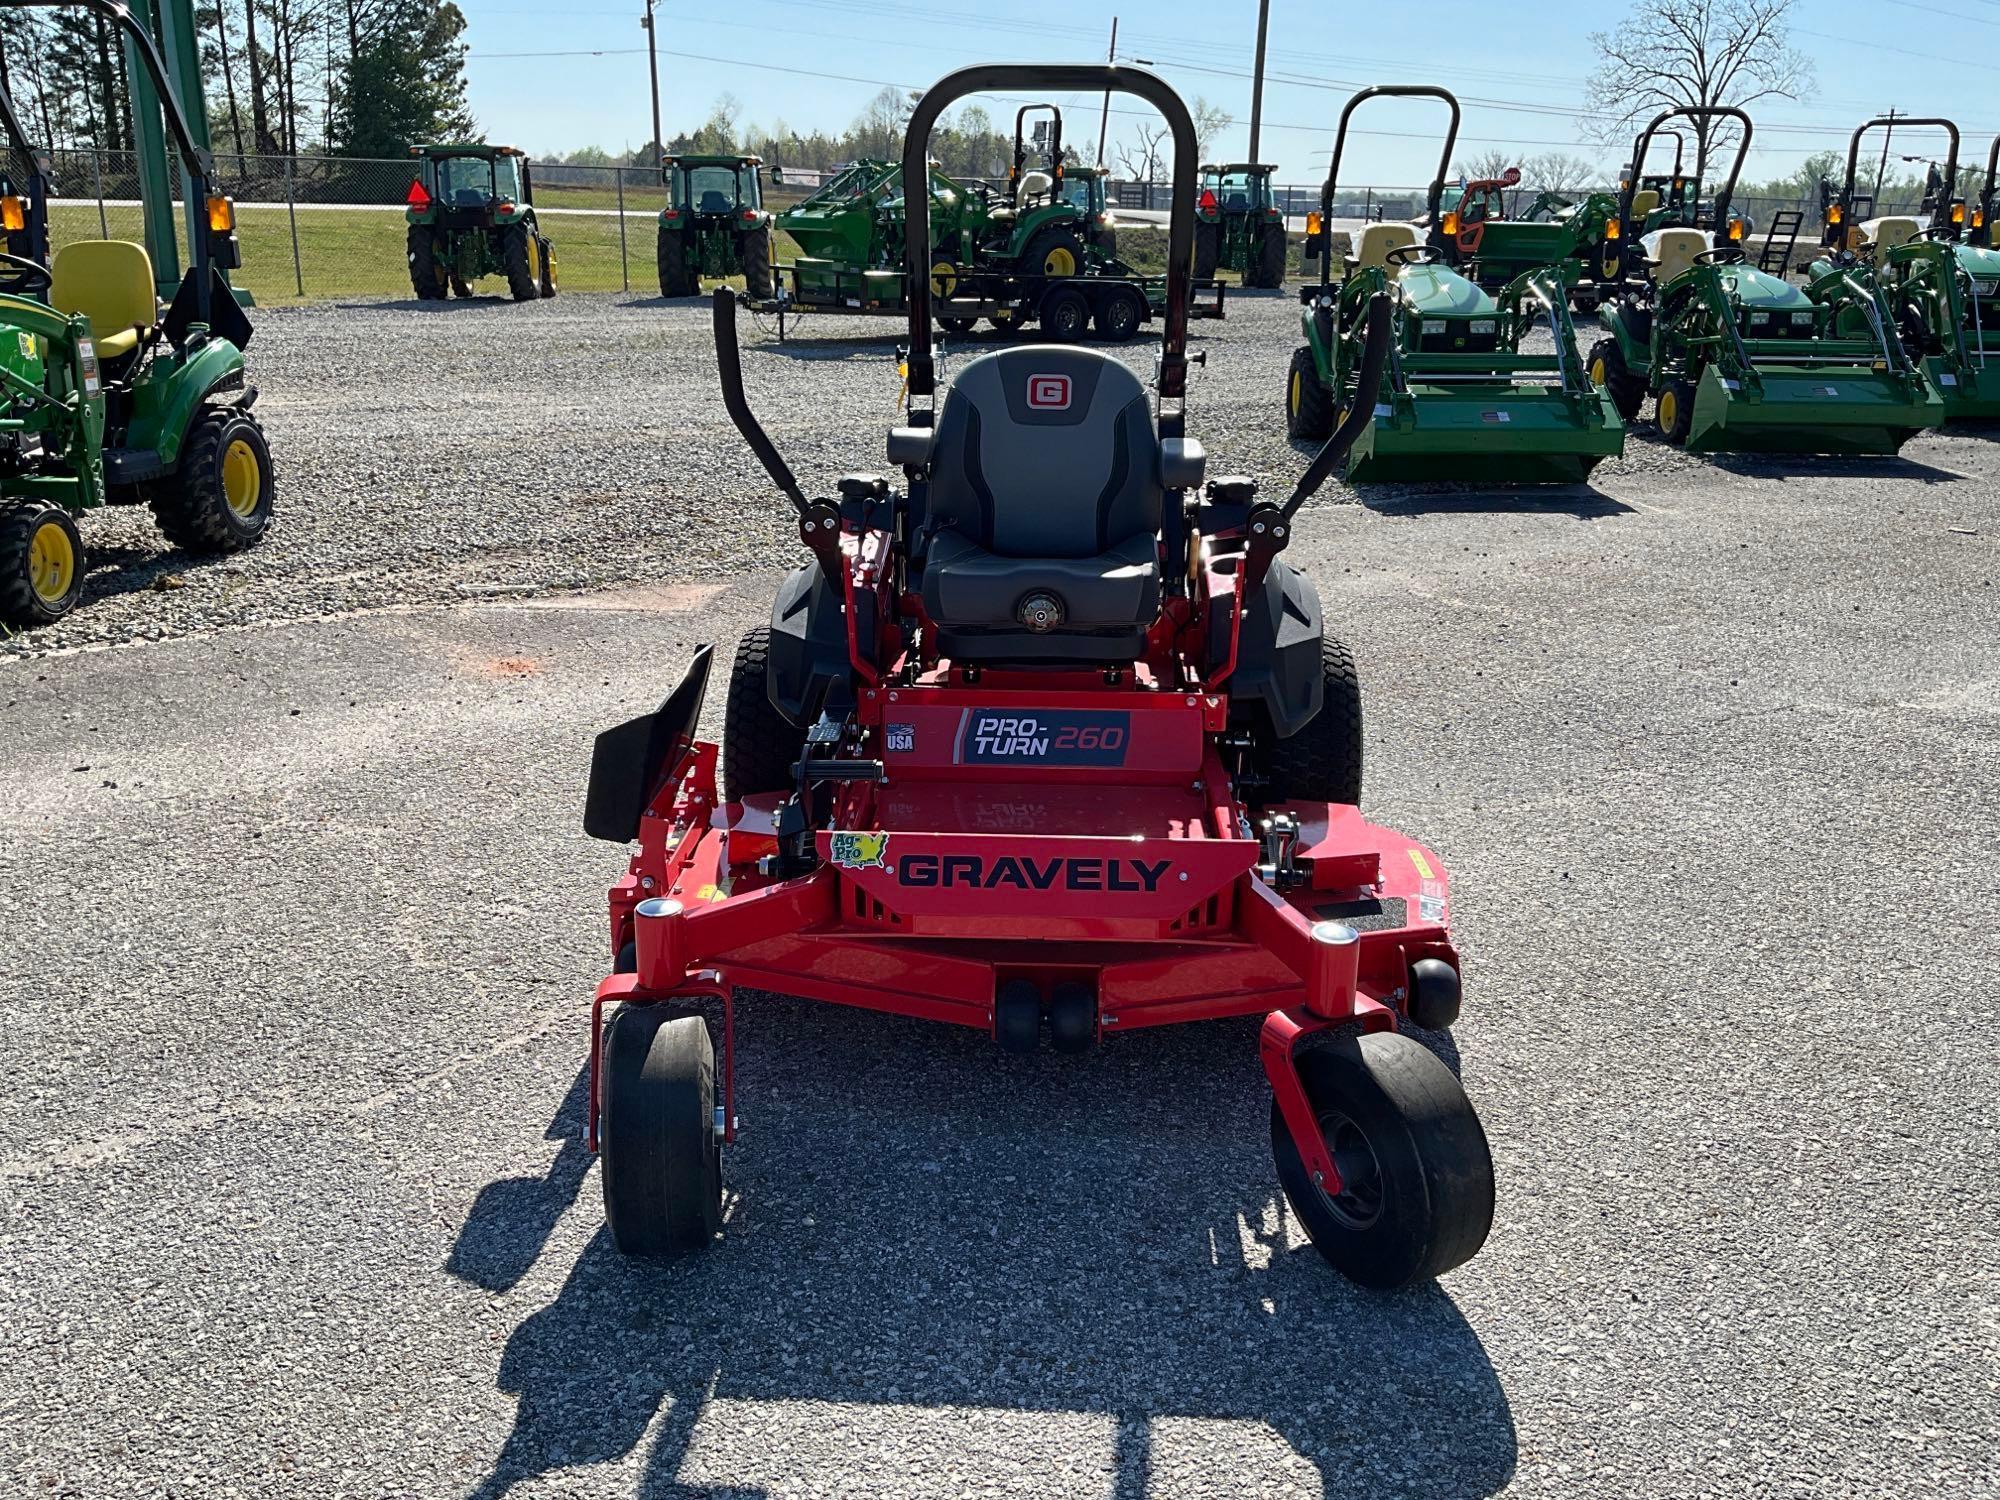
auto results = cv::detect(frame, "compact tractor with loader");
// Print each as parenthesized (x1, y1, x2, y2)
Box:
(1587, 107, 1943, 455)
(656, 154, 775, 300)
(405, 144, 557, 302)
(1285, 86, 1622, 485)
(1810, 118, 1998, 423)
(1431, 168, 1623, 313)
(1193, 163, 1289, 288)
(0, 0, 271, 629)
(581, 64, 1495, 1290)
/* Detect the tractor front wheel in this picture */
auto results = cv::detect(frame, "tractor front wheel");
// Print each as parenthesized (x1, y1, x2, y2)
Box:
(658, 227, 692, 298)
(1656, 378, 1696, 445)
(1271, 1031, 1495, 1289)
(0, 500, 85, 627)
(1585, 338, 1644, 422)
(151, 406, 274, 555)
(1255, 224, 1287, 288)
(406, 225, 445, 300)
(503, 223, 539, 302)
(600, 1005, 723, 1258)
(740, 227, 774, 300)
(1285, 346, 1335, 441)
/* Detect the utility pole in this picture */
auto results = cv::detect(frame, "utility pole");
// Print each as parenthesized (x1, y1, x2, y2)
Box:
(641, 0, 664, 168)
(1096, 16, 1117, 166)
(1248, 0, 1270, 162)
(1873, 107, 1898, 202)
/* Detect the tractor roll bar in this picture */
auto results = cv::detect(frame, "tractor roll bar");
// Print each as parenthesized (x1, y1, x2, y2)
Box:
(1831, 117, 1960, 240)
(1316, 86, 1461, 293)
(1628, 128, 1686, 192)
(1615, 106, 1752, 274)
(902, 65, 1195, 412)
(1981, 135, 2000, 247)
(1010, 104, 1063, 190)
(711, 286, 811, 517)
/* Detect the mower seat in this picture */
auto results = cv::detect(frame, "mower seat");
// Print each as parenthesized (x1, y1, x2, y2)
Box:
(915, 346, 1163, 662)
(1629, 189, 1662, 222)
(1647, 228, 1709, 283)
(1356, 223, 1419, 276)
(1857, 215, 1920, 254)
(50, 239, 156, 363)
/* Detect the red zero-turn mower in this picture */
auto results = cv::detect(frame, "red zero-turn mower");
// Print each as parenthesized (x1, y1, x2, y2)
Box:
(581, 64, 1495, 1290)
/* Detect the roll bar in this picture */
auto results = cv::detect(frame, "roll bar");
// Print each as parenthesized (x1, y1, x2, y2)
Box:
(902, 65, 1195, 417)
(1010, 104, 1063, 192)
(1830, 117, 1961, 241)
(1615, 107, 1752, 275)
(1627, 128, 1686, 194)
(1315, 86, 1461, 293)
(1980, 135, 2000, 247)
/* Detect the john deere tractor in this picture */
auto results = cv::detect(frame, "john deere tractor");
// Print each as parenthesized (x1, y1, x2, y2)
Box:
(657, 154, 774, 299)
(405, 144, 557, 302)
(1286, 86, 1622, 485)
(1588, 107, 1942, 455)
(1431, 168, 1623, 312)
(775, 158, 987, 310)
(1193, 163, 1288, 287)
(972, 105, 1106, 280)
(0, 0, 271, 629)
(1808, 118, 1999, 423)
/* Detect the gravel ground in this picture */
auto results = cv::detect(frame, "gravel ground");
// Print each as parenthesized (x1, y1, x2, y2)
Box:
(2, 292, 1998, 1497)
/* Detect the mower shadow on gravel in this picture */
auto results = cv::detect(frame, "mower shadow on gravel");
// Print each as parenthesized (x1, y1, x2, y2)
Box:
(461, 1000, 1515, 1500)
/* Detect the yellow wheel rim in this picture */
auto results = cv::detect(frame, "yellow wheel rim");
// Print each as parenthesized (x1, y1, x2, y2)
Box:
(930, 260, 957, 298)
(28, 517, 75, 605)
(1044, 246, 1077, 277)
(1657, 389, 1677, 433)
(221, 438, 262, 517)
(1589, 357, 1607, 387)
(1289, 369, 1301, 416)
(527, 235, 541, 277)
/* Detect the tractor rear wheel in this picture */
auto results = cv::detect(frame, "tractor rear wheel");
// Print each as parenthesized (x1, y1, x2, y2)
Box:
(1285, 346, 1335, 441)
(503, 223, 539, 301)
(406, 225, 445, 300)
(1270, 1031, 1494, 1289)
(1092, 287, 1145, 342)
(740, 227, 774, 300)
(722, 625, 808, 800)
(151, 406, 273, 555)
(658, 226, 691, 298)
(1585, 338, 1644, 423)
(1193, 222, 1221, 280)
(1022, 226, 1085, 280)
(600, 1005, 723, 1258)
(0, 500, 84, 627)
(1265, 633, 1362, 806)
(1256, 224, 1287, 288)
(538, 237, 558, 298)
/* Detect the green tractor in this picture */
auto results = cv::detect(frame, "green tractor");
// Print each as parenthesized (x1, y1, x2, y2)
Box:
(404, 144, 557, 302)
(1588, 106, 1943, 455)
(1193, 163, 1289, 287)
(774, 158, 987, 311)
(1286, 85, 1622, 485)
(1975, 135, 1998, 248)
(1808, 118, 1999, 424)
(656, 154, 774, 299)
(0, 0, 271, 629)
(1432, 168, 1624, 312)
(971, 104, 1109, 281)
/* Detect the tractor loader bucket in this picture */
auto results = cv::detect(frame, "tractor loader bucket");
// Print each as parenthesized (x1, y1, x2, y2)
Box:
(1347, 378, 1625, 485)
(1684, 362, 1945, 454)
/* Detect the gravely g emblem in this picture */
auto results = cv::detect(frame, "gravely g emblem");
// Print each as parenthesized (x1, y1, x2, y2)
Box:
(830, 831, 890, 870)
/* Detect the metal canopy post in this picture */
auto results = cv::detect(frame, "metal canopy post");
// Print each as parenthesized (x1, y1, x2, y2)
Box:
(121, 0, 181, 292)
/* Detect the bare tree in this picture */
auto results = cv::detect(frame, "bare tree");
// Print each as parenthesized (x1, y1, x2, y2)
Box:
(1520, 151, 1603, 203)
(1113, 120, 1169, 205)
(1190, 95, 1231, 162)
(1583, 0, 1812, 178)
(1453, 149, 1528, 213)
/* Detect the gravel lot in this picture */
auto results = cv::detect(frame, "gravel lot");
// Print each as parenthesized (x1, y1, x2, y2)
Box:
(2, 292, 1998, 1497)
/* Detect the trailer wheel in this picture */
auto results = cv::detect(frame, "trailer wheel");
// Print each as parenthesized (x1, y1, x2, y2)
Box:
(407, 225, 445, 300)
(658, 226, 692, 297)
(503, 223, 539, 301)
(1265, 634, 1362, 806)
(1256, 224, 1287, 289)
(0, 500, 84, 627)
(1270, 1030, 1494, 1289)
(1093, 287, 1145, 342)
(1585, 338, 1644, 422)
(151, 406, 273, 555)
(741, 228, 774, 300)
(1656, 378, 1695, 445)
(1040, 286, 1091, 341)
(938, 315, 978, 334)
(722, 626, 808, 800)
(1193, 222, 1221, 280)
(1285, 346, 1335, 441)
(601, 1005, 723, 1258)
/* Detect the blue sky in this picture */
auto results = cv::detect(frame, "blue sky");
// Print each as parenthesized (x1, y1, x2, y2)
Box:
(462, 0, 2000, 186)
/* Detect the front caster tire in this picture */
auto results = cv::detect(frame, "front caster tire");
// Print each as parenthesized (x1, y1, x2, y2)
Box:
(1271, 1031, 1494, 1289)
(601, 1006, 722, 1257)
(150, 406, 273, 555)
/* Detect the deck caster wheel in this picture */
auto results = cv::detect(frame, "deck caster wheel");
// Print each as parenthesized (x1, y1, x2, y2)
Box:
(1270, 1031, 1494, 1289)
(995, 979, 1041, 1054)
(601, 1005, 722, 1257)
(1047, 983, 1096, 1053)
(1407, 958, 1461, 1030)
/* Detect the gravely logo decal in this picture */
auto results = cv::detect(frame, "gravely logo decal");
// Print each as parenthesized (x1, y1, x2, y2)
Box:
(898, 853, 1172, 891)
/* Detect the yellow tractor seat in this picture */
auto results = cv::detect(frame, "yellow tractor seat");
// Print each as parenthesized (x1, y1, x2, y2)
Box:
(50, 239, 158, 362)
(1646, 227, 1710, 284)
(1856, 215, 1920, 254)
(1629, 189, 1662, 221)
(1356, 222, 1420, 275)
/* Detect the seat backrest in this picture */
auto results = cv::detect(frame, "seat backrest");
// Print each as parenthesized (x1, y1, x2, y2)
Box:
(922, 347, 1160, 559)
(51, 240, 156, 337)
(1857, 215, 1919, 253)
(1629, 188, 1661, 221)
(699, 190, 732, 214)
(1648, 227, 1708, 283)
(1017, 169, 1054, 207)
(1356, 222, 1419, 274)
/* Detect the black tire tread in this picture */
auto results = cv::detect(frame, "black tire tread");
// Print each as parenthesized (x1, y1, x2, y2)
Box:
(722, 626, 806, 800)
(0, 501, 84, 626)
(1286, 345, 1336, 441)
(1586, 337, 1644, 422)
(742, 228, 773, 299)
(1256, 224, 1287, 288)
(407, 224, 444, 300)
(150, 407, 272, 555)
(600, 1007, 721, 1256)
(658, 226, 690, 297)
(503, 222, 538, 301)
(1267, 634, 1363, 805)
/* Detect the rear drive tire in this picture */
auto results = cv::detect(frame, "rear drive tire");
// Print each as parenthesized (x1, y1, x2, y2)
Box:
(1256, 224, 1287, 288)
(1266, 634, 1363, 806)
(503, 222, 538, 301)
(1271, 1031, 1495, 1289)
(741, 227, 774, 299)
(150, 406, 273, 555)
(1193, 221, 1221, 280)
(538, 237, 558, 298)
(658, 226, 692, 297)
(1585, 338, 1644, 422)
(722, 625, 807, 800)
(1092, 287, 1145, 342)
(0, 500, 85, 627)
(601, 1006, 723, 1258)
(1040, 285, 1091, 340)
(1022, 226, 1085, 279)
(1286, 345, 1335, 441)
(407, 225, 444, 300)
